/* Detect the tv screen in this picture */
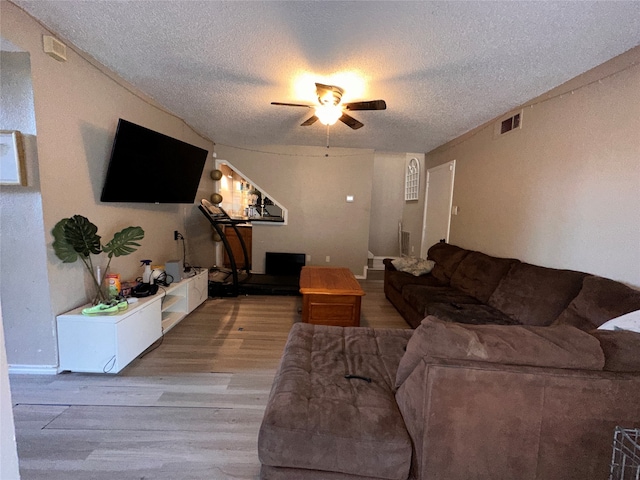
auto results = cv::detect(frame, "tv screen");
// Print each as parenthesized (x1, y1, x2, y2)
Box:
(100, 119, 208, 203)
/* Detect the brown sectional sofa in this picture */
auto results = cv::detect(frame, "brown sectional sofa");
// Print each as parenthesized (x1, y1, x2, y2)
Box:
(384, 242, 640, 330)
(258, 243, 640, 479)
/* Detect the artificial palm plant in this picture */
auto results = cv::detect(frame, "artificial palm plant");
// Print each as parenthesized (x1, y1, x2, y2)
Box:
(52, 215, 144, 304)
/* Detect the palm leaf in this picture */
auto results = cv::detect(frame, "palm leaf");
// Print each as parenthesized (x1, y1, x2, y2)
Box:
(52, 218, 79, 263)
(103, 226, 145, 258)
(63, 215, 102, 257)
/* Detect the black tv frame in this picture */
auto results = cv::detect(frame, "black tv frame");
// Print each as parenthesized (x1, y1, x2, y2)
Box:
(100, 119, 208, 204)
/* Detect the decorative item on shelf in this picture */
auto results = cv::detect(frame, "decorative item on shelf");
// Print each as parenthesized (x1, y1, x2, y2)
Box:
(120, 280, 137, 297)
(210, 192, 223, 204)
(105, 273, 121, 299)
(210, 169, 223, 180)
(52, 215, 145, 305)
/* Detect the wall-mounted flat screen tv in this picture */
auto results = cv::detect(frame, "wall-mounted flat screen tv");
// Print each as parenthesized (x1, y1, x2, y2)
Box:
(100, 119, 208, 203)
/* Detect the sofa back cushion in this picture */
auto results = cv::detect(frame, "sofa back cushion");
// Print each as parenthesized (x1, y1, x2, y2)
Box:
(449, 251, 518, 303)
(402, 285, 481, 317)
(488, 263, 586, 327)
(427, 243, 470, 285)
(395, 316, 605, 388)
(553, 275, 640, 331)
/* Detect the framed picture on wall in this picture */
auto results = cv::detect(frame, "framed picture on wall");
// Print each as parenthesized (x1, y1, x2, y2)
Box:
(0, 130, 27, 186)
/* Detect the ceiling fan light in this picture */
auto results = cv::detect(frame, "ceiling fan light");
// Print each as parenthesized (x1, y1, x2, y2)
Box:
(319, 91, 335, 105)
(316, 104, 342, 125)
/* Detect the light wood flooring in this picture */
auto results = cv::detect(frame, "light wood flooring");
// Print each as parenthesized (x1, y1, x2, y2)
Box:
(9, 279, 408, 480)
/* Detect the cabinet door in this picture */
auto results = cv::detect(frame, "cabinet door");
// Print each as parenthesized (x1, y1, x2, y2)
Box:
(223, 226, 252, 268)
(115, 300, 162, 372)
(57, 297, 163, 373)
(187, 271, 209, 313)
(57, 319, 117, 373)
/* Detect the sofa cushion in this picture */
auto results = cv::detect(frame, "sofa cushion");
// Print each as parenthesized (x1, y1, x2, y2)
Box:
(401, 285, 481, 317)
(395, 316, 605, 388)
(427, 243, 470, 285)
(427, 302, 521, 326)
(449, 251, 518, 303)
(386, 269, 445, 292)
(589, 329, 640, 372)
(553, 275, 640, 331)
(488, 263, 586, 327)
(259, 323, 413, 480)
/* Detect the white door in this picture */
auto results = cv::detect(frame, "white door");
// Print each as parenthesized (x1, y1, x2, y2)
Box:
(420, 160, 456, 257)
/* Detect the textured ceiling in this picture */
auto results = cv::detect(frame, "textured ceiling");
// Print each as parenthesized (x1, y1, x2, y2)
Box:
(10, 1, 640, 153)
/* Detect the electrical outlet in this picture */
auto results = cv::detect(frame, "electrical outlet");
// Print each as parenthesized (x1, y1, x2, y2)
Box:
(174, 230, 180, 240)
(325, 256, 330, 263)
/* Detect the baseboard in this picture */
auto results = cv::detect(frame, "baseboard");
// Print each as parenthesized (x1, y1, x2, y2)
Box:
(355, 266, 368, 279)
(9, 364, 59, 375)
(372, 256, 393, 270)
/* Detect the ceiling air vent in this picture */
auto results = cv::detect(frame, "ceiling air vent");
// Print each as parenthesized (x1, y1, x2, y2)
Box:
(43, 35, 67, 62)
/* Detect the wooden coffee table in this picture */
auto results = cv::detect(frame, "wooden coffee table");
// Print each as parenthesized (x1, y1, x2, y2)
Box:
(299, 266, 365, 327)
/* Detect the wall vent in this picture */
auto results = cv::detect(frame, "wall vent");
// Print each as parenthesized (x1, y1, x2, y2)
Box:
(400, 231, 411, 256)
(495, 110, 523, 137)
(43, 35, 67, 62)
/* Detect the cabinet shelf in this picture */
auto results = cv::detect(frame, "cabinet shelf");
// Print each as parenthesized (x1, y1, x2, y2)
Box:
(162, 294, 184, 311)
(161, 311, 184, 333)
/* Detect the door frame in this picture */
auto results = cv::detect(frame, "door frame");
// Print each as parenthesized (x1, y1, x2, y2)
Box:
(420, 160, 456, 257)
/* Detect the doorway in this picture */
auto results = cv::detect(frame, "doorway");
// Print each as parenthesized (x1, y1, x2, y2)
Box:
(420, 160, 456, 257)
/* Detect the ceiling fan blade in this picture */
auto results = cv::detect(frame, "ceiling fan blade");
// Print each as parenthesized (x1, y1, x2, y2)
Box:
(271, 102, 312, 108)
(301, 115, 319, 126)
(344, 100, 387, 111)
(339, 113, 364, 130)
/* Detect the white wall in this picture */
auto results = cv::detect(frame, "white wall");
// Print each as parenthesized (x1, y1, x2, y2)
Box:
(216, 144, 374, 276)
(426, 47, 640, 287)
(0, 2, 214, 369)
(369, 152, 406, 257)
(0, 49, 56, 369)
(401, 153, 426, 256)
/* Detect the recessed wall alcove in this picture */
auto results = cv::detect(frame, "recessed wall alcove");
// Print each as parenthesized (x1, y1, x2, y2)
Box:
(214, 160, 288, 225)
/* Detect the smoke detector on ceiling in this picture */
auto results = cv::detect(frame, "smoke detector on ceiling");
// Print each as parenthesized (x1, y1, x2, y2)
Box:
(43, 35, 67, 62)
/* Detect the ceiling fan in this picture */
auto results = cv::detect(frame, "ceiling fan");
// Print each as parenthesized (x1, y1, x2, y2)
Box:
(271, 83, 386, 130)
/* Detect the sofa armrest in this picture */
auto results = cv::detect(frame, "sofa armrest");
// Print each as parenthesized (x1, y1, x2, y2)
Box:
(383, 257, 397, 271)
(395, 357, 640, 480)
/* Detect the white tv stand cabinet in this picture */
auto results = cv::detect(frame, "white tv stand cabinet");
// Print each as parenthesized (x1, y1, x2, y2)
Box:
(57, 269, 208, 374)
